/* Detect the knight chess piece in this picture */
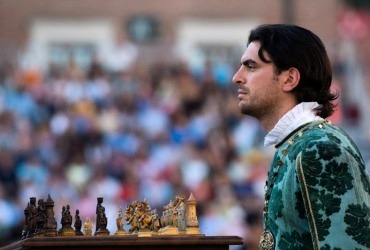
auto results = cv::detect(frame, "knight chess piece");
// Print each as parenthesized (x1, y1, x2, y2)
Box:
(58, 204, 75, 236)
(74, 209, 84, 236)
(44, 194, 57, 236)
(114, 207, 127, 236)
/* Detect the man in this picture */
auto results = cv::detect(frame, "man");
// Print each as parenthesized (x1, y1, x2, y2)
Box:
(232, 24, 370, 250)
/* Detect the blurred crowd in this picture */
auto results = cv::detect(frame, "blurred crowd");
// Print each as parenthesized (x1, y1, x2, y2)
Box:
(0, 46, 273, 248)
(0, 39, 369, 249)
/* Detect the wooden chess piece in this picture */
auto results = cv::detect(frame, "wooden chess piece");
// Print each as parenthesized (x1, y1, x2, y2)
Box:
(58, 204, 75, 236)
(27, 197, 38, 238)
(94, 197, 104, 235)
(21, 203, 30, 239)
(44, 194, 57, 236)
(96, 207, 110, 236)
(176, 196, 187, 233)
(35, 198, 46, 236)
(74, 209, 84, 236)
(125, 203, 138, 234)
(185, 193, 202, 235)
(114, 207, 127, 236)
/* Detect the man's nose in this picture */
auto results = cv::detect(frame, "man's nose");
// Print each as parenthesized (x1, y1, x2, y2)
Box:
(232, 68, 243, 85)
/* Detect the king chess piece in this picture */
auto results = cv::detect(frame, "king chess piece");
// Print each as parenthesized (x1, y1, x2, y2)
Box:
(58, 205, 75, 236)
(74, 209, 84, 236)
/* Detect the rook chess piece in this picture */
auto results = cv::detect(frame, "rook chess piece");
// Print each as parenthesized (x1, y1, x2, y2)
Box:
(185, 193, 202, 235)
(44, 194, 57, 236)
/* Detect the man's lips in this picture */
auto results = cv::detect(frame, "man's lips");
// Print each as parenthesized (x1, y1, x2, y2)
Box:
(238, 89, 248, 99)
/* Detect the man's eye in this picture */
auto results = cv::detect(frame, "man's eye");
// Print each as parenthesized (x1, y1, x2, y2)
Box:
(247, 65, 254, 71)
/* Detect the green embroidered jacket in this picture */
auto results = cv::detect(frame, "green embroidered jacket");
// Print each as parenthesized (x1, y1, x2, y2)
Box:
(266, 121, 370, 250)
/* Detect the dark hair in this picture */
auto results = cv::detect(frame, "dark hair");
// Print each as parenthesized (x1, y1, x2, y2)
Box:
(248, 24, 338, 118)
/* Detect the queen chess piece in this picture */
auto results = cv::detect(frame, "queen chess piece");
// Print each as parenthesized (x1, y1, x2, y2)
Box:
(96, 207, 110, 236)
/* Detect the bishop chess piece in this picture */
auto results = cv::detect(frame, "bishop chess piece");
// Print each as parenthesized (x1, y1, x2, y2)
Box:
(114, 207, 127, 236)
(74, 209, 84, 236)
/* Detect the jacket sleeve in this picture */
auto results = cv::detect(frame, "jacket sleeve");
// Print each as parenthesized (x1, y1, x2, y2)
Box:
(296, 139, 370, 250)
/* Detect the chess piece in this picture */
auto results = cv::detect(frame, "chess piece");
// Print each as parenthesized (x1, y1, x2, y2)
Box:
(186, 193, 201, 235)
(114, 207, 127, 236)
(150, 209, 161, 233)
(58, 204, 75, 236)
(44, 194, 57, 236)
(35, 199, 46, 236)
(96, 207, 110, 236)
(83, 217, 93, 236)
(21, 203, 30, 239)
(176, 195, 187, 233)
(27, 197, 38, 238)
(74, 209, 84, 236)
(94, 197, 104, 235)
(125, 203, 138, 234)
(135, 201, 152, 237)
(161, 199, 178, 235)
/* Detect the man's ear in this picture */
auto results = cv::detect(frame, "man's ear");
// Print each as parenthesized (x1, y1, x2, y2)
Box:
(281, 67, 300, 92)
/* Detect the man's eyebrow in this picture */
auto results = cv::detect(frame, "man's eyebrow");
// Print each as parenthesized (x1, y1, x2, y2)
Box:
(241, 59, 257, 66)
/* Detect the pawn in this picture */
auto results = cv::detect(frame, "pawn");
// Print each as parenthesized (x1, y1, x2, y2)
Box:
(84, 217, 93, 236)
(74, 209, 84, 236)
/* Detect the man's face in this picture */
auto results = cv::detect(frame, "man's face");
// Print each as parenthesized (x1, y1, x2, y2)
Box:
(232, 41, 282, 120)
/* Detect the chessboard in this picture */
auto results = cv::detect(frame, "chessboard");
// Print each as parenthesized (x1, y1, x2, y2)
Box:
(0, 193, 243, 249)
(0, 235, 243, 250)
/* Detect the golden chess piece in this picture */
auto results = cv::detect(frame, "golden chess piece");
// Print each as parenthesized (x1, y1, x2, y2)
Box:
(185, 193, 202, 235)
(114, 207, 127, 236)
(84, 217, 93, 236)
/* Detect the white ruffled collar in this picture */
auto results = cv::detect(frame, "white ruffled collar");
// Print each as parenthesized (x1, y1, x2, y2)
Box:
(264, 102, 324, 147)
